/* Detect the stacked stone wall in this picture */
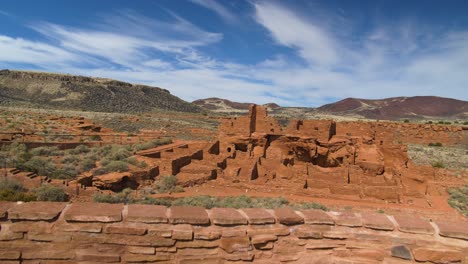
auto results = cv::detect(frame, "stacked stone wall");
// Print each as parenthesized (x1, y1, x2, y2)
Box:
(0, 202, 467, 263)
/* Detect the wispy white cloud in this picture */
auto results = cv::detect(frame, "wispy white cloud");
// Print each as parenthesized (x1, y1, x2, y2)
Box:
(190, 0, 237, 24)
(254, 2, 338, 67)
(0, 5, 467, 107)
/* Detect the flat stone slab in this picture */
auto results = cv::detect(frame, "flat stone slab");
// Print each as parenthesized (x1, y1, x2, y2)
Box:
(334, 212, 362, 227)
(436, 221, 468, 240)
(241, 208, 275, 224)
(362, 213, 394, 231)
(301, 209, 334, 225)
(65, 202, 123, 222)
(127, 204, 167, 223)
(274, 208, 304, 225)
(8, 202, 66, 221)
(394, 215, 433, 234)
(0, 202, 14, 219)
(210, 208, 247, 225)
(169, 206, 210, 225)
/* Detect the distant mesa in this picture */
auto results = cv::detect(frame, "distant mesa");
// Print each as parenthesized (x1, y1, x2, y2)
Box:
(317, 96, 468, 120)
(192, 97, 280, 113)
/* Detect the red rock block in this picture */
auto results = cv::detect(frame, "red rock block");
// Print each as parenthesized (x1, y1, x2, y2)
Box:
(172, 224, 193, 240)
(21, 245, 75, 260)
(127, 246, 155, 255)
(393, 215, 434, 234)
(59, 222, 102, 233)
(220, 236, 252, 253)
(241, 208, 275, 224)
(76, 248, 121, 262)
(0, 226, 23, 241)
(176, 240, 219, 249)
(28, 232, 71, 242)
(9, 221, 52, 233)
(210, 208, 247, 226)
(65, 202, 123, 223)
(251, 234, 277, 245)
(247, 225, 290, 236)
(127, 204, 167, 223)
(412, 248, 463, 263)
(301, 209, 334, 225)
(194, 227, 221, 240)
(221, 228, 247, 237)
(294, 225, 331, 239)
(0, 202, 14, 219)
(8, 202, 66, 221)
(104, 224, 147, 235)
(179, 257, 223, 264)
(306, 240, 346, 249)
(124, 253, 171, 263)
(0, 249, 20, 260)
(274, 208, 304, 225)
(177, 248, 218, 257)
(435, 221, 468, 240)
(334, 212, 362, 227)
(169, 206, 210, 225)
(223, 251, 255, 261)
(361, 213, 394, 231)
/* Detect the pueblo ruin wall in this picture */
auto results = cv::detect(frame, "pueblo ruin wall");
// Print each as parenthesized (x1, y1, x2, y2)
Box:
(0, 201, 467, 263)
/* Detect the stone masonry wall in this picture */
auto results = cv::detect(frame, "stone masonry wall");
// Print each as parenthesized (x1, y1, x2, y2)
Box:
(0, 202, 467, 264)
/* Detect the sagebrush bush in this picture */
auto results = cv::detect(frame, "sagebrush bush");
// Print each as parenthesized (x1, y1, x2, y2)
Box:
(0, 177, 25, 192)
(34, 185, 68, 202)
(23, 156, 57, 177)
(93, 188, 133, 203)
(0, 189, 36, 202)
(81, 158, 96, 171)
(62, 154, 80, 165)
(132, 138, 173, 151)
(30, 146, 62, 156)
(448, 186, 467, 216)
(154, 175, 184, 194)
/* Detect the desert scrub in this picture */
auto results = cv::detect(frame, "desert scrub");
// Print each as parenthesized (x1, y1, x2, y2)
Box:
(408, 144, 468, 170)
(22, 156, 57, 177)
(93, 160, 129, 176)
(448, 186, 467, 216)
(93, 188, 134, 203)
(0, 177, 36, 202)
(132, 138, 172, 151)
(154, 175, 184, 193)
(93, 192, 328, 211)
(432, 161, 445, 168)
(428, 142, 443, 147)
(30, 146, 63, 156)
(34, 184, 68, 202)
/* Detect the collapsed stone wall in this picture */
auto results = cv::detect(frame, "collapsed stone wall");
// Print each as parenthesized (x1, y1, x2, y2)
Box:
(0, 201, 467, 263)
(213, 105, 468, 204)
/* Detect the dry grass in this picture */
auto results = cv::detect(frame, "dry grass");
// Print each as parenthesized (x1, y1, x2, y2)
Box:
(408, 144, 468, 170)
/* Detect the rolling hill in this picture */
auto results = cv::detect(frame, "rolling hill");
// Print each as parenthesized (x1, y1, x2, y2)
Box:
(0, 69, 202, 113)
(317, 96, 468, 120)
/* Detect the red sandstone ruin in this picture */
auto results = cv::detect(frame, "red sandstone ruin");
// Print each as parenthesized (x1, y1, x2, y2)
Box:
(124, 104, 466, 206)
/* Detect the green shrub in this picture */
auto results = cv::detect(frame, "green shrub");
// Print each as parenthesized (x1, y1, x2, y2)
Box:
(58, 164, 81, 179)
(34, 185, 68, 202)
(464, 121, 468, 125)
(448, 186, 467, 216)
(171, 195, 217, 208)
(154, 175, 184, 194)
(293, 202, 328, 211)
(93, 161, 129, 176)
(432, 161, 445, 168)
(137, 196, 172, 206)
(0, 177, 25, 192)
(82, 158, 96, 171)
(104, 161, 129, 172)
(90, 135, 102, 141)
(132, 138, 173, 151)
(0, 189, 36, 202)
(403, 119, 409, 123)
(68, 145, 90, 155)
(106, 147, 132, 161)
(93, 188, 133, 203)
(444, 121, 451, 125)
(23, 157, 57, 177)
(30, 146, 62, 156)
(428, 142, 443, 147)
(62, 154, 80, 165)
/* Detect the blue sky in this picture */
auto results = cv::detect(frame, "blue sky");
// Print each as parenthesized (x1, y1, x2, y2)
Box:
(1, 0, 467, 106)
